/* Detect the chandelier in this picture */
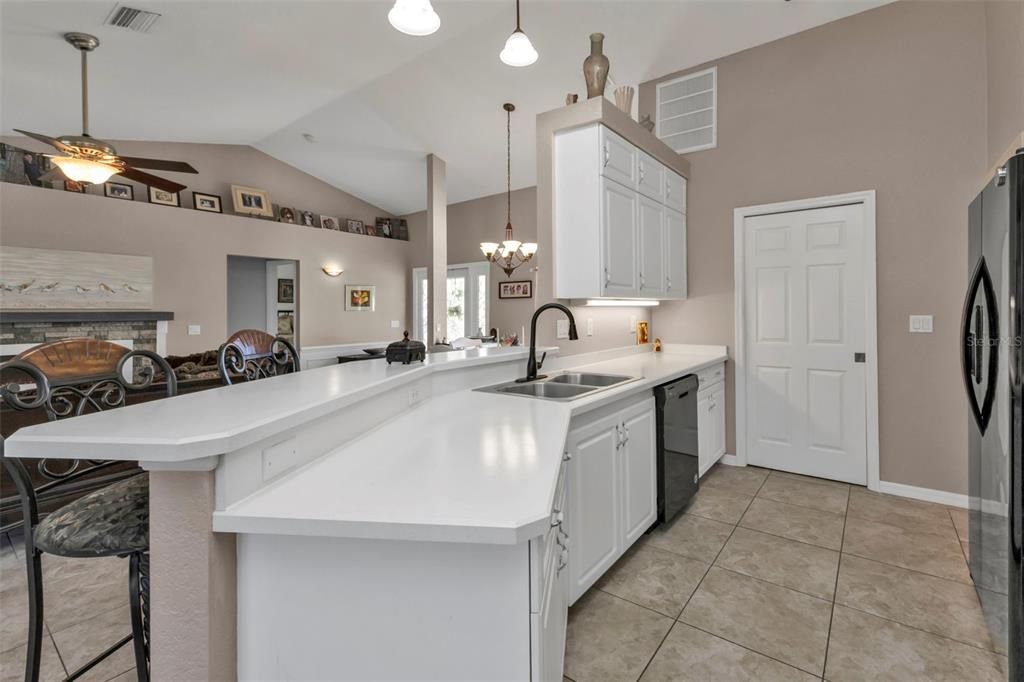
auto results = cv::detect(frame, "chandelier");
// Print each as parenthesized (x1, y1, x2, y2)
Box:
(481, 103, 538, 278)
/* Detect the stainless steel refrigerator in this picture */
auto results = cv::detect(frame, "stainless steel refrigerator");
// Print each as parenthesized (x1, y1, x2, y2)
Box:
(962, 148, 1023, 675)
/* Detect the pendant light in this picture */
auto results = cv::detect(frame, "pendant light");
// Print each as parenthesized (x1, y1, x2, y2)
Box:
(481, 103, 538, 277)
(500, 0, 538, 67)
(388, 0, 440, 36)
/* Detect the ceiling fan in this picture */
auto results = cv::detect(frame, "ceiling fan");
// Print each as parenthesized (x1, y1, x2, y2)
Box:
(14, 32, 197, 193)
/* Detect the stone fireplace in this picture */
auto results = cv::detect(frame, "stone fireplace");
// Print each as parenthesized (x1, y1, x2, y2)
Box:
(0, 310, 174, 361)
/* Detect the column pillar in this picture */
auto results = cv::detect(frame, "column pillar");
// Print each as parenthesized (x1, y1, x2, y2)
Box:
(426, 154, 447, 344)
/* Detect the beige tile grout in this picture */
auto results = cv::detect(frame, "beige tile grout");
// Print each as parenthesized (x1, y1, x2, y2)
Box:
(820, 478, 851, 679)
(632, 470, 772, 680)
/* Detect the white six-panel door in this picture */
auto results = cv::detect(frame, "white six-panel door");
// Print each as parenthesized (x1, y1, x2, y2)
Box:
(743, 203, 868, 484)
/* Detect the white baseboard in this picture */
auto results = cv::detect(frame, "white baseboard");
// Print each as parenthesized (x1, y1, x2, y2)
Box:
(716, 457, 969, 509)
(872, 480, 968, 509)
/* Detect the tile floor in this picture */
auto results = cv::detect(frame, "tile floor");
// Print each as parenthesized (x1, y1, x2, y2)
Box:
(564, 464, 1007, 682)
(0, 464, 1006, 682)
(0, 531, 137, 682)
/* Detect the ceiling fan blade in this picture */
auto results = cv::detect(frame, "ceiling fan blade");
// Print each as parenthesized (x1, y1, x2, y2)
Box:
(119, 157, 198, 174)
(116, 166, 187, 194)
(13, 129, 75, 155)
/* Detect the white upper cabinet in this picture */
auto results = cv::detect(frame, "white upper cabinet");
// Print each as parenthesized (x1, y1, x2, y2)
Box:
(638, 197, 667, 298)
(665, 209, 687, 298)
(554, 122, 687, 301)
(665, 172, 687, 213)
(600, 126, 637, 188)
(601, 179, 640, 297)
(637, 150, 665, 203)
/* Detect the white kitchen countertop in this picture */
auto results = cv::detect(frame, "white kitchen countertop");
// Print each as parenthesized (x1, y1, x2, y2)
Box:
(212, 348, 727, 544)
(3, 346, 554, 463)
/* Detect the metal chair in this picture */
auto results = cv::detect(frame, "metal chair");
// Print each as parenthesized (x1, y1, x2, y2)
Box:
(0, 338, 177, 682)
(216, 330, 300, 385)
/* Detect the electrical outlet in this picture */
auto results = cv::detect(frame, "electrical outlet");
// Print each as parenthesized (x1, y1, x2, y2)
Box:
(586, 318, 594, 336)
(262, 437, 299, 481)
(556, 319, 570, 339)
(187, 324, 201, 336)
(409, 386, 422, 405)
(909, 315, 933, 333)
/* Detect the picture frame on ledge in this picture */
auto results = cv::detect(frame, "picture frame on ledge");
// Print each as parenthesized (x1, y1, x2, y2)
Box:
(347, 219, 365, 234)
(193, 192, 222, 213)
(299, 210, 316, 227)
(64, 180, 86, 193)
(104, 182, 133, 200)
(279, 207, 297, 224)
(345, 285, 375, 312)
(231, 184, 273, 217)
(148, 186, 180, 207)
(320, 215, 341, 231)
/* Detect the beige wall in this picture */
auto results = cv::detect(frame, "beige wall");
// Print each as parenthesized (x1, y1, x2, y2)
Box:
(985, 0, 1024, 168)
(0, 141, 411, 353)
(639, 0, 994, 494)
(407, 187, 652, 353)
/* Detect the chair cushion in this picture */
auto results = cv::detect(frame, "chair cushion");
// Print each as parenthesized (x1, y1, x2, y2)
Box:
(34, 473, 148, 557)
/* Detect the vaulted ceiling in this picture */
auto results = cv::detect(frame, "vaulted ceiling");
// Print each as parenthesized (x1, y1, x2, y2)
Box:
(1, 0, 891, 214)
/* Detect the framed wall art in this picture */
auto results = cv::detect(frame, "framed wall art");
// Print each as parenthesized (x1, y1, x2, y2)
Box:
(345, 285, 375, 312)
(231, 184, 273, 217)
(498, 280, 532, 299)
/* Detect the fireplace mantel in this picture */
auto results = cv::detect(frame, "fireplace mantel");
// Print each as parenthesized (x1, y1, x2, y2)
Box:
(0, 310, 174, 322)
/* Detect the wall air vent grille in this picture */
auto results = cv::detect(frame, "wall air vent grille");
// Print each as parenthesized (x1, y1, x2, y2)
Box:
(655, 66, 717, 154)
(103, 4, 162, 33)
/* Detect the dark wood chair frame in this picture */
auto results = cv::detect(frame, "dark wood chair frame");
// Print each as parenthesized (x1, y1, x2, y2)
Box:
(0, 339, 177, 682)
(217, 329, 301, 385)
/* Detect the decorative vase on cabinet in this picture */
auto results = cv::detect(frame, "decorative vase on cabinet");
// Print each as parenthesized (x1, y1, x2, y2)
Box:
(583, 33, 609, 99)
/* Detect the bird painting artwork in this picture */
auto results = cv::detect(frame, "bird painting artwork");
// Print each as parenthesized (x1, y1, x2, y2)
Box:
(0, 246, 152, 309)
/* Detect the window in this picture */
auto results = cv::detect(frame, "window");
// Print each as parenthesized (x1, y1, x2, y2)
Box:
(412, 262, 490, 343)
(656, 66, 717, 154)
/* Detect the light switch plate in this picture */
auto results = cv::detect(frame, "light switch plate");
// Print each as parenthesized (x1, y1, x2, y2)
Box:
(187, 324, 201, 336)
(556, 319, 570, 339)
(391, 320, 400, 328)
(909, 315, 933, 333)
(629, 315, 637, 333)
(586, 318, 594, 336)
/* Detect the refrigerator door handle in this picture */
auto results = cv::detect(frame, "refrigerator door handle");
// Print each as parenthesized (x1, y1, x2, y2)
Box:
(961, 257, 999, 433)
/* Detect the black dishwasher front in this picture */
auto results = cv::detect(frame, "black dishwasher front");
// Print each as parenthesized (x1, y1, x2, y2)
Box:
(654, 375, 700, 524)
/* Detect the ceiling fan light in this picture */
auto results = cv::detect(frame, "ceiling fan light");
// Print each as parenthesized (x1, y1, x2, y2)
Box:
(388, 0, 440, 36)
(480, 242, 500, 257)
(50, 156, 117, 184)
(500, 29, 538, 67)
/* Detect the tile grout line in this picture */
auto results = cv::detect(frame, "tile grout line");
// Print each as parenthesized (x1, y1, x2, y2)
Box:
(633, 472, 772, 681)
(950, 506, 972, 566)
(820, 485, 852, 679)
(46, 622, 70, 678)
(679, 619, 826, 679)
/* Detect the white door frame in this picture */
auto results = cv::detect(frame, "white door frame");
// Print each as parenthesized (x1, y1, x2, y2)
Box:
(733, 190, 880, 491)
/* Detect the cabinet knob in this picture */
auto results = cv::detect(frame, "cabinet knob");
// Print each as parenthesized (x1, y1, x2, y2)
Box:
(603, 145, 610, 167)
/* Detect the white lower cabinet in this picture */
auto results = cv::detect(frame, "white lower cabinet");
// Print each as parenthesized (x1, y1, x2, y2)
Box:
(566, 394, 657, 604)
(697, 363, 727, 476)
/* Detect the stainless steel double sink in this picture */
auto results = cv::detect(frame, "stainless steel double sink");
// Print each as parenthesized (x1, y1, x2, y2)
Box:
(476, 372, 637, 401)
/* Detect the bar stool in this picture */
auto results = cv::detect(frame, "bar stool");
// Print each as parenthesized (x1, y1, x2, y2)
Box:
(0, 338, 177, 682)
(216, 330, 300, 385)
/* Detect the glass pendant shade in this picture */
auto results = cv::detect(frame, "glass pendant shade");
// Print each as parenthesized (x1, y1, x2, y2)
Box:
(519, 242, 538, 257)
(50, 156, 117, 184)
(502, 239, 523, 254)
(480, 242, 499, 257)
(500, 30, 538, 67)
(388, 0, 440, 36)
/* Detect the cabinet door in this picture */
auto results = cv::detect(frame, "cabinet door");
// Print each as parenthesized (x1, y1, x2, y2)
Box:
(600, 126, 637, 188)
(665, 209, 687, 299)
(621, 404, 657, 547)
(533, 543, 568, 682)
(638, 198, 667, 298)
(600, 178, 639, 297)
(637, 151, 665, 202)
(697, 390, 714, 477)
(567, 418, 621, 603)
(665, 171, 687, 213)
(711, 382, 727, 461)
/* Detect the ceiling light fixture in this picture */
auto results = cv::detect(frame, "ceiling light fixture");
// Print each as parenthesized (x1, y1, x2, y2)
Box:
(481, 103, 537, 277)
(388, 0, 440, 36)
(499, 0, 538, 67)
